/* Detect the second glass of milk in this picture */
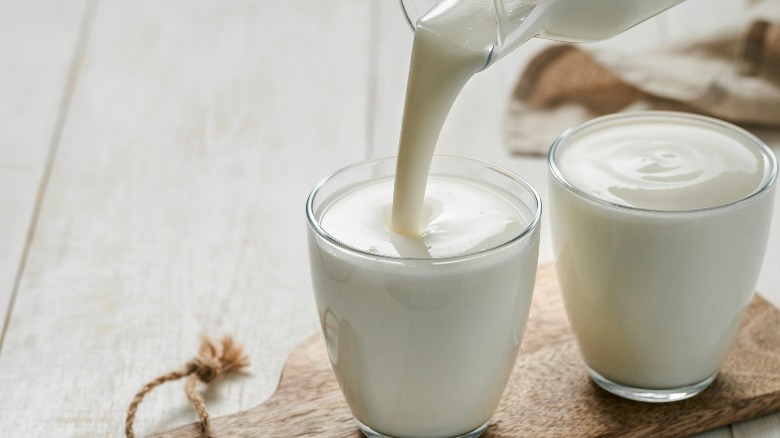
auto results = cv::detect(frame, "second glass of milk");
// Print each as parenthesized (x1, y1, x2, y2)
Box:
(549, 112, 778, 402)
(307, 155, 541, 437)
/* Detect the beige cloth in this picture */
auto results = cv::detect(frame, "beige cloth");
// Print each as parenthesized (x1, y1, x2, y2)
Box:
(505, 1, 780, 156)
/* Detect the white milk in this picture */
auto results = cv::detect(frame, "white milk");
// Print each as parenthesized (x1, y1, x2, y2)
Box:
(518, 0, 684, 43)
(553, 117, 767, 210)
(308, 158, 540, 437)
(390, 0, 496, 235)
(549, 113, 777, 391)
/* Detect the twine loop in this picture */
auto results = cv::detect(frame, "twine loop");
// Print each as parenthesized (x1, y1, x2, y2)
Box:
(125, 336, 250, 438)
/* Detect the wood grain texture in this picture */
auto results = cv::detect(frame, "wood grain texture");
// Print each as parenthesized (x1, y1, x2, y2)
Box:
(0, 0, 88, 339)
(0, 0, 371, 435)
(154, 263, 780, 438)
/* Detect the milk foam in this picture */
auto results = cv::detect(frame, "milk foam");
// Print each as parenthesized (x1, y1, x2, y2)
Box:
(554, 117, 770, 210)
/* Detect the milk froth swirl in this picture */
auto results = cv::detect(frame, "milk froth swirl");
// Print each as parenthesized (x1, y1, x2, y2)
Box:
(553, 115, 769, 211)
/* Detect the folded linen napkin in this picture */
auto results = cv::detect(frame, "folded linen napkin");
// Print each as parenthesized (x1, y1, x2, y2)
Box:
(505, 1, 780, 155)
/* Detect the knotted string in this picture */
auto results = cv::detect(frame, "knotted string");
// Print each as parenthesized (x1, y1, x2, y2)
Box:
(125, 336, 250, 438)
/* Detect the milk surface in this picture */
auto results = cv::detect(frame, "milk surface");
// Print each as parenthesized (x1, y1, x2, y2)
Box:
(323, 176, 531, 259)
(550, 114, 776, 389)
(553, 117, 769, 210)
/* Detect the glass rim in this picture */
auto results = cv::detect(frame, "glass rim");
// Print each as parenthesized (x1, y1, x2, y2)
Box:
(306, 154, 542, 262)
(547, 111, 779, 216)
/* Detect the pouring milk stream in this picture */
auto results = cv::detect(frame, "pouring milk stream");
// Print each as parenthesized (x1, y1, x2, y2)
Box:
(391, 0, 686, 235)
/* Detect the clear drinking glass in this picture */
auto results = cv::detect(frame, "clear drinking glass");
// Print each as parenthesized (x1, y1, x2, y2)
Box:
(306, 155, 541, 437)
(548, 112, 778, 402)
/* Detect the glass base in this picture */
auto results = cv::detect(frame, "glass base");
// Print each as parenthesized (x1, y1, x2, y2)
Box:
(588, 367, 717, 403)
(357, 419, 489, 438)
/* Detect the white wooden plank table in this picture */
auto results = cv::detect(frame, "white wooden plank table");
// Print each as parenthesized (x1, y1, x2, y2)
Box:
(0, 0, 777, 436)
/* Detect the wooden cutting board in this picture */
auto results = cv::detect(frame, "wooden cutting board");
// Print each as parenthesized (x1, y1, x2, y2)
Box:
(153, 263, 780, 437)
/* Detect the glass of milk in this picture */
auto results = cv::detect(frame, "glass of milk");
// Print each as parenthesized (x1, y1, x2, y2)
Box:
(548, 111, 778, 403)
(307, 155, 541, 437)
